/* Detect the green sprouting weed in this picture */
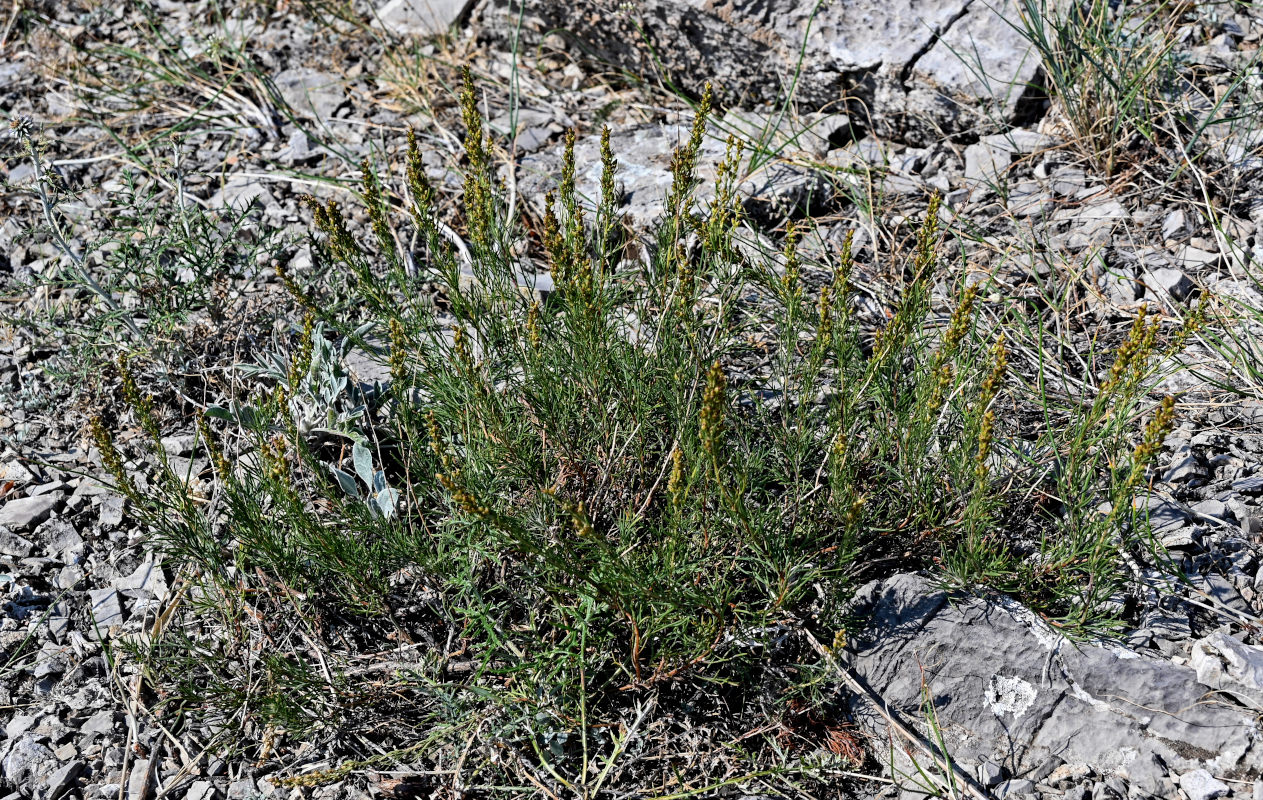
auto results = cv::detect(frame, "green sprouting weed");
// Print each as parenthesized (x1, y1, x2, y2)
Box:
(526, 301, 542, 351)
(569, 499, 596, 540)
(975, 335, 1007, 482)
(913, 194, 943, 276)
(667, 82, 713, 222)
(976, 410, 997, 483)
(118, 356, 160, 443)
(459, 68, 494, 250)
(942, 285, 978, 359)
(979, 334, 1007, 408)
(436, 470, 492, 519)
(361, 160, 400, 272)
(598, 125, 624, 271)
(699, 360, 727, 466)
(302, 197, 358, 264)
(101, 110, 1197, 772)
(274, 257, 314, 314)
(600, 126, 616, 211)
(406, 128, 437, 225)
(543, 192, 565, 281)
(920, 284, 978, 426)
(89, 416, 138, 501)
(426, 411, 451, 468)
(873, 201, 942, 367)
(1167, 299, 1206, 355)
(834, 229, 854, 296)
(921, 363, 955, 429)
(256, 432, 295, 500)
(782, 223, 802, 305)
(827, 229, 856, 335)
(460, 67, 487, 175)
(389, 317, 408, 385)
(843, 494, 865, 528)
(561, 128, 578, 218)
(817, 283, 835, 350)
(1128, 395, 1175, 491)
(673, 242, 695, 316)
(554, 129, 597, 309)
(196, 413, 231, 485)
(704, 135, 744, 254)
(1102, 306, 1159, 396)
(667, 448, 686, 516)
(452, 326, 475, 375)
(289, 313, 316, 388)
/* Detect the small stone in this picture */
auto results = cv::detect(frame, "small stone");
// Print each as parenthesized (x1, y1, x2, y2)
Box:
(45, 611, 70, 641)
(1162, 209, 1189, 241)
(1163, 447, 1208, 484)
(37, 518, 83, 558)
(1191, 498, 1232, 524)
(277, 129, 316, 165)
(1137, 496, 1192, 539)
(1031, 757, 1065, 784)
(54, 563, 83, 591)
(227, 779, 259, 799)
(0, 494, 59, 532)
(113, 557, 167, 599)
(1233, 475, 1263, 494)
(978, 761, 1005, 788)
(159, 435, 194, 456)
(208, 176, 277, 214)
(80, 710, 115, 735)
(33, 641, 69, 677)
(1194, 573, 1250, 613)
(1100, 270, 1139, 304)
(47, 760, 84, 799)
(126, 758, 154, 800)
(87, 588, 124, 637)
(1, 735, 56, 791)
(964, 141, 1010, 185)
(1178, 770, 1229, 800)
(0, 461, 36, 484)
(1147, 268, 1195, 301)
(1176, 245, 1221, 271)
(374, 0, 474, 36)
(97, 494, 125, 529)
(184, 781, 218, 800)
(0, 529, 34, 557)
(5, 714, 36, 739)
(999, 779, 1036, 798)
(272, 69, 343, 122)
(1051, 167, 1086, 196)
(1048, 764, 1095, 788)
(1190, 632, 1263, 709)
(1007, 181, 1054, 218)
(28, 481, 65, 497)
(513, 126, 552, 153)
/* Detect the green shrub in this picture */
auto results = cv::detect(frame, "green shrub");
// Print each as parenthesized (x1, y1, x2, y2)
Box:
(64, 76, 1182, 787)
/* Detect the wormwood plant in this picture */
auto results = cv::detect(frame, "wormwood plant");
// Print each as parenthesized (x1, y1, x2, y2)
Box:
(90, 76, 1180, 787)
(4, 117, 289, 393)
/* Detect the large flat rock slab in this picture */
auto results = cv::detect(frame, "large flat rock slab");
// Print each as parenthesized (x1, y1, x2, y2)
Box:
(844, 574, 1262, 796)
(485, 0, 1049, 142)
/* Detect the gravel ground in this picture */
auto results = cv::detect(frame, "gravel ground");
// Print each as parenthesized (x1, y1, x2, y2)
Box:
(3, 0, 1263, 798)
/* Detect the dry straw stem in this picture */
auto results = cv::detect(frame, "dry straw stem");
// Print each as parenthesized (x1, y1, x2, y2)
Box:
(800, 626, 993, 800)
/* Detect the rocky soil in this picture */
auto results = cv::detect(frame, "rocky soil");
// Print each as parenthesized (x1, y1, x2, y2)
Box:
(2, 0, 1263, 798)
